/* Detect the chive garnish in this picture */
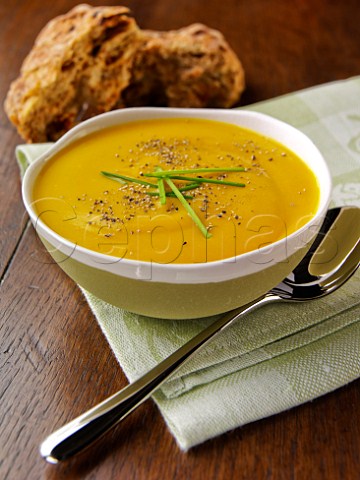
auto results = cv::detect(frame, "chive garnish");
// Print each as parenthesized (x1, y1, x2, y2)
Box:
(101, 166, 246, 238)
(101, 171, 157, 188)
(155, 167, 167, 205)
(147, 191, 194, 200)
(177, 182, 200, 193)
(164, 177, 211, 239)
(145, 167, 245, 177)
(164, 175, 246, 188)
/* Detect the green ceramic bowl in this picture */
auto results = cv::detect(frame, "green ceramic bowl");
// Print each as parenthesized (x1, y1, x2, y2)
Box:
(22, 108, 331, 319)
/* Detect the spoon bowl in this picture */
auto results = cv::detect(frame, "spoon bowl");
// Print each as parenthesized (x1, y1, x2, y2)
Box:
(40, 206, 360, 463)
(272, 206, 360, 300)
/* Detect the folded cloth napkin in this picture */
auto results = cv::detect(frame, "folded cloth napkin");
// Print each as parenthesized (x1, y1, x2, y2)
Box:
(16, 76, 360, 450)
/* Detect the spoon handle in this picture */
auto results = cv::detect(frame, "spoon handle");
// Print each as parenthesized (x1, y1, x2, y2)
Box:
(40, 294, 277, 463)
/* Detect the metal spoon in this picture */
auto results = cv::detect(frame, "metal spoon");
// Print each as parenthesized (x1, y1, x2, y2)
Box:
(40, 206, 360, 463)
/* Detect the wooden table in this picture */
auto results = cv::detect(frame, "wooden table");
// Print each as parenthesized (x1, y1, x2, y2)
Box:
(1, 1, 359, 478)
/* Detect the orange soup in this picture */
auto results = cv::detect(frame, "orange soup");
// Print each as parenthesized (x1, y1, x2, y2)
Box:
(32, 117, 319, 263)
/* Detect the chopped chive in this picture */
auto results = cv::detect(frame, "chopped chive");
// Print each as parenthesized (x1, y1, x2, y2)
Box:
(101, 171, 157, 188)
(155, 167, 167, 205)
(145, 167, 246, 177)
(100, 165, 246, 240)
(177, 182, 201, 192)
(167, 175, 246, 188)
(147, 191, 194, 200)
(165, 177, 211, 239)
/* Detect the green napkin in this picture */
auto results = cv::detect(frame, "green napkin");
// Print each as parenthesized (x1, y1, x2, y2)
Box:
(17, 76, 360, 451)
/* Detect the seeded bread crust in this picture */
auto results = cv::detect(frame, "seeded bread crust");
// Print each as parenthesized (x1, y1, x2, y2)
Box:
(123, 24, 245, 109)
(5, 5, 245, 143)
(4, 4, 139, 142)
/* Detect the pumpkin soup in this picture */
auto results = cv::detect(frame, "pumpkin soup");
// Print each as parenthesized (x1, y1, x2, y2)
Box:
(32, 117, 319, 263)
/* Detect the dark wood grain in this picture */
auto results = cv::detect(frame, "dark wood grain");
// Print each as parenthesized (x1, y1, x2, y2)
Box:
(1, 1, 359, 479)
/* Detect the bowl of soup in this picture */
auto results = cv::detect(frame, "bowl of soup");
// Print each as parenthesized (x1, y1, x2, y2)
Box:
(22, 108, 331, 319)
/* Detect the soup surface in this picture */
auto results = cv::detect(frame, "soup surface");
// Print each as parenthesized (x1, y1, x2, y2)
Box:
(33, 117, 319, 263)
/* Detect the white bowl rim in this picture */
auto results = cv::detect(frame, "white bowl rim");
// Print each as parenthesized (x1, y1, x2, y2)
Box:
(22, 107, 332, 284)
